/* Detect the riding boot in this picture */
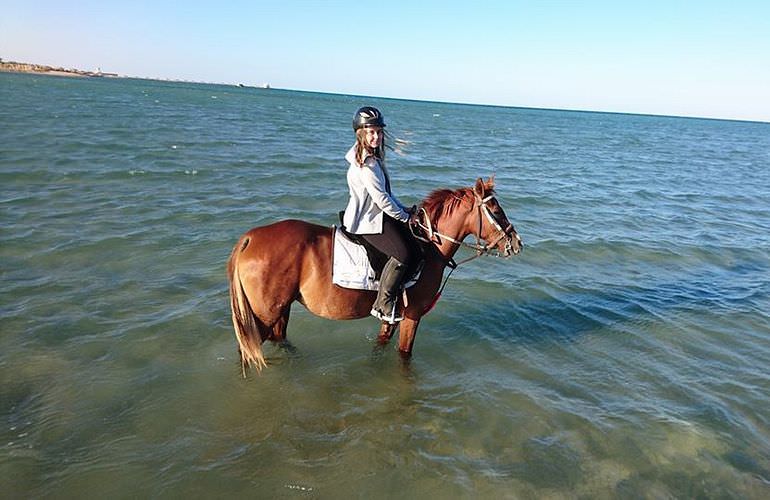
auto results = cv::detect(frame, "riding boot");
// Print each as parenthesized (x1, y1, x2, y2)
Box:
(371, 257, 407, 324)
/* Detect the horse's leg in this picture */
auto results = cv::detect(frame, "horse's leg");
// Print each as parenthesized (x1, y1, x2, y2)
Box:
(397, 317, 421, 358)
(269, 305, 299, 354)
(377, 322, 397, 345)
(269, 305, 291, 342)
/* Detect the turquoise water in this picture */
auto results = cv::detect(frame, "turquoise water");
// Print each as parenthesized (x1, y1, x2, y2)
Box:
(2, 72, 769, 498)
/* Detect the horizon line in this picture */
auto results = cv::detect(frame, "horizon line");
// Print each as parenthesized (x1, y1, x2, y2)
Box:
(2, 62, 767, 125)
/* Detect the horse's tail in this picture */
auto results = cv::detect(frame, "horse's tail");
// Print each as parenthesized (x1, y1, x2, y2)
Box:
(227, 236, 267, 376)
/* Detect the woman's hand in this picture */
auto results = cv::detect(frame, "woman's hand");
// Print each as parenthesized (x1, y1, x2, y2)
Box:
(408, 206, 420, 227)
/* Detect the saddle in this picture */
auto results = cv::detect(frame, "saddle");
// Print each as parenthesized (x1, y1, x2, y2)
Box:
(337, 211, 389, 279)
(333, 211, 424, 289)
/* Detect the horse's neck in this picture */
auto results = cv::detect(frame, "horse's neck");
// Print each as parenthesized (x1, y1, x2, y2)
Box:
(433, 212, 472, 260)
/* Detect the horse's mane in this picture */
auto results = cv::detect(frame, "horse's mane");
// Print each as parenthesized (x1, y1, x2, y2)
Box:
(421, 184, 495, 223)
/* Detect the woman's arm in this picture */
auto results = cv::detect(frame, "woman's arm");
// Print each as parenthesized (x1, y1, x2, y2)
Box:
(360, 159, 409, 222)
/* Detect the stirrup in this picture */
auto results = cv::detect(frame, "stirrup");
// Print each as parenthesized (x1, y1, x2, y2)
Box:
(370, 307, 403, 324)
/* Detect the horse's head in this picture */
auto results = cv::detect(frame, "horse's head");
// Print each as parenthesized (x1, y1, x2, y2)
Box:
(469, 176, 523, 257)
(420, 177, 523, 258)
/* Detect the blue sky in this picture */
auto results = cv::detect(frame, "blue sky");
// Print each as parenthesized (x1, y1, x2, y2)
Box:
(3, 0, 769, 122)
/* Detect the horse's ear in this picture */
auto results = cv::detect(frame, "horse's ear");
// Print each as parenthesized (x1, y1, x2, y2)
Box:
(487, 174, 496, 189)
(474, 177, 486, 198)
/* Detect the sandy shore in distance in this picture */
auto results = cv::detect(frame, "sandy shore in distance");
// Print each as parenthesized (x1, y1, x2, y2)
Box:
(1, 60, 117, 78)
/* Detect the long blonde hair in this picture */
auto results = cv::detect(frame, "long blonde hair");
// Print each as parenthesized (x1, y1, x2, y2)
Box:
(354, 128, 386, 166)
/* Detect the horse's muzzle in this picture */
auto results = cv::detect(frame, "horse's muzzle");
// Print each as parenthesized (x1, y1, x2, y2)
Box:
(501, 225, 523, 257)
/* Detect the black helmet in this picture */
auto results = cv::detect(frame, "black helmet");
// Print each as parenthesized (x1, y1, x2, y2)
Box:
(352, 106, 386, 130)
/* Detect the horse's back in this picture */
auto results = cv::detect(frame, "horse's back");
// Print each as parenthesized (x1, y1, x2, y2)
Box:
(234, 219, 331, 270)
(244, 219, 329, 243)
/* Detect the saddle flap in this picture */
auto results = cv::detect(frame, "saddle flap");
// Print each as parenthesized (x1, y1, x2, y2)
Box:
(332, 226, 380, 291)
(337, 212, 388, 275)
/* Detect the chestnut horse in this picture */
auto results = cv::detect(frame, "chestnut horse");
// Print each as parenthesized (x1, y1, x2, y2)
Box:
(227, 177, 522, 374)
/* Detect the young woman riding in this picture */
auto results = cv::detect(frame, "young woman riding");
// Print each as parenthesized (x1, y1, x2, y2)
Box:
(342, 106, 418, 324)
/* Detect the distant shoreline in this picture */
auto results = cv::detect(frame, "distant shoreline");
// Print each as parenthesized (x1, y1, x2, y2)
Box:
(0, 60, 118, 78)
(3, 59, 766, 124)
(0, 59, 272, 88)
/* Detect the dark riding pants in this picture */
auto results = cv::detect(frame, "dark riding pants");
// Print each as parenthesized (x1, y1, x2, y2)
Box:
(360, 215, 419, 268)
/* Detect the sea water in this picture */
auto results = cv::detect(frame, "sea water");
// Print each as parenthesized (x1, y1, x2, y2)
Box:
(1, 72, 769, 497)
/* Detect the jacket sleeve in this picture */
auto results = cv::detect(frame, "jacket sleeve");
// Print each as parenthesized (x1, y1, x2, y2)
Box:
(360, 159, 409, 222)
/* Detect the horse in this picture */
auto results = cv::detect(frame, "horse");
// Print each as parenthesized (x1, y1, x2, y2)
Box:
(227, 177, 522, 375)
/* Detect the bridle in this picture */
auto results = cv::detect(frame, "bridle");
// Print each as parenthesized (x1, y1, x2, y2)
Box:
(413, 192, 517, 267)
(476, 194, 516, 257)
(411, 191, 519, 314)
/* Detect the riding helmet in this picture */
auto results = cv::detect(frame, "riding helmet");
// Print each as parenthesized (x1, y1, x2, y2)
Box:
(352, 106, 386, 130)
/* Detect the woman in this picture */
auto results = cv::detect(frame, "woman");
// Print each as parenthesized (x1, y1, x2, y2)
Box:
(342, 106, 417, 324)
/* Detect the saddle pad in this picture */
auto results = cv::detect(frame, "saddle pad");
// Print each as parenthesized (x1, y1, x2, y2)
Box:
(332, 226, 379, 291)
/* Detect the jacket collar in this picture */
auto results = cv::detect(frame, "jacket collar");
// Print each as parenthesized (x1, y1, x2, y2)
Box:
(345, 144, 357, 165)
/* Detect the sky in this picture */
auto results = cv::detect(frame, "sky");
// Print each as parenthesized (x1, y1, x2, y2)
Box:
(3, 0, 770, 122)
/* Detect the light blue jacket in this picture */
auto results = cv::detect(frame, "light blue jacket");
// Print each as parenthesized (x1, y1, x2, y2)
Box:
(342, 145, 409, 234)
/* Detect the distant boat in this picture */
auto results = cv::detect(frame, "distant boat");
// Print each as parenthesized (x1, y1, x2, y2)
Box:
(236, 83, 270, 89)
